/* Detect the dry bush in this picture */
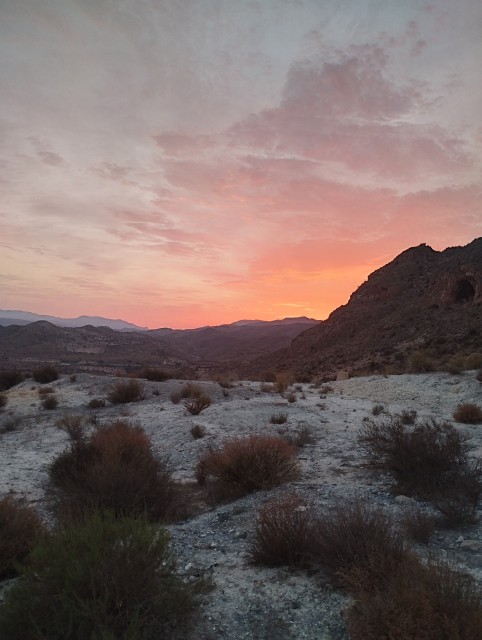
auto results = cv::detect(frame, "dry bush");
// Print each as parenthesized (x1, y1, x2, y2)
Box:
(184, 394, 211, 415)
(107, 379, 144, 404)
(445, 355, 466, 374)
(217, 379, 235, 389)
(170, 382, 202, 404)
(453, 403, 482, 424)
(37, 386, 54, 396)
(0, 511, 207, 640)
(311, 499, 410, 589)
(48, 420, 183, 521)
(195, 435, 300, 499)
(371, 404, 385, 416)
(0, 393, 7, 409)
(465, 353, 482, 370)
(88, 397, 105, 409)
(32, 366, 58, 384)
(270, 412, 288, 425)
(1, 416, 21, 432)
(250, 493, 315, 568)
(135, 367, 171, 381)
(358, 417, 482, 523)
(290, 426, 315, 448)
(190, 424, 206, 439)
(285, 392, 297, 403)
(319, 384, 334, 394)
(0, 370, 24, 391)
(347, 555, 482, 640)
(41, 394, 58, 410)
(400, 505, 437, 543)
(399, 409, 417, 424)
(408, 350, 436, 373)
(275, 372, 291, 394)
(260, 382, 275, 393)
(56, 413, 86, 441)
(0, 494, 43, 578)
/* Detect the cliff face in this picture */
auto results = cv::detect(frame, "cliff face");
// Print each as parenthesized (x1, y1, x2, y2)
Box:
(246, 238, 482, 379)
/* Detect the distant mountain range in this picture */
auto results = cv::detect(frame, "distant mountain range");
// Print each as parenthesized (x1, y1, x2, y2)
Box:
(0, 310, 147, 332)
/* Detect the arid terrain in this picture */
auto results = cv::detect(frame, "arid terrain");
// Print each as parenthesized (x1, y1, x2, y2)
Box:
(1, 369, 481, 638)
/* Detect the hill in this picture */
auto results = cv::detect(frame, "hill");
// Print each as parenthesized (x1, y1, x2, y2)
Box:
(245, 238, 482, 380)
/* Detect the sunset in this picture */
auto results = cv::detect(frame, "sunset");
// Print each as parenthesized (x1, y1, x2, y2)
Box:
(1, 0, 481, 328)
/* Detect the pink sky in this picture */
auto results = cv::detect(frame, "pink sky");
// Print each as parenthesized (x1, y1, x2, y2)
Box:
(1, 0, 481, 328)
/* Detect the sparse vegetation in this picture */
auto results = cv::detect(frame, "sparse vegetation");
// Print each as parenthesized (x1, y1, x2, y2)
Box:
(37, 386, 54, 396)
(260, 382, 275, 393)
(48, 420, 183, 520)
(453, 403, 482, 424)
(270, 412, 288, 425)
(290, 426, 315, 448)
(400, 409, 417, 424)
(170, 382, 202, 404)
(371, 404, 385, 416)
(41, 394, 58, 410)
(190, 424, 206, 439)
(88, 397, 105, 409)
(400, 505, 437, 543)
(0, 511, 206, 640)
(0, 494, 43, 579)
(107, 379, 144, 404)
(285, 392, 297, 403)
(250, 493, 314, 568)
(135, 367, 171, 381)
(56, 413, 86, 441)
(184, 394, 211, 415)
(0, 393, 7, 409)
(195, 435, 300, 499)
(32, 366, 58, 384)
(0, 370, 24, 391)
(275, 372, 291, 394)
(358, 416, 482, 523)
(408, 350, 436, 373)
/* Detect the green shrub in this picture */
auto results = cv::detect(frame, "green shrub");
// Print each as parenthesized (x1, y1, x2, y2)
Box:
(0, 511, 206, 640)
(0, 495, 43, 579)
(195, 435, 300, 500)
(32, 366, 58, 384)
(48, 421, 182, 521)
(107, 379, 144, 404)
(0, 370, 24, 391)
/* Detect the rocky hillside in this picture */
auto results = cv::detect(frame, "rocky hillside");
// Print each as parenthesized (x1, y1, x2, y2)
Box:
(245, 238, 482, 380)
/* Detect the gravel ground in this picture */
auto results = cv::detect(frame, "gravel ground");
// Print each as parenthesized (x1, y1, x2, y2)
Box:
(1, 371, 482, 638)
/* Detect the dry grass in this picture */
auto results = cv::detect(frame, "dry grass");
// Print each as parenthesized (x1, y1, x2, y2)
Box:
(32, 366, 58, 384)
(48, 420, 184, 521)
(0, 494, 43, 579)
(184, 394, 211, 415)
(56, 413, 86, 441)
(453, 403, 482, 424)
(358, 417, 482, 523)
(250, 493, 315, 568)
(195, 434, 300, 500)
(107, 379, 145, 404)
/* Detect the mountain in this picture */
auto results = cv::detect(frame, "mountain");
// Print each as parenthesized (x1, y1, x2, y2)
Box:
(244, 238, 482, 380)
(0, 310, 147, 332)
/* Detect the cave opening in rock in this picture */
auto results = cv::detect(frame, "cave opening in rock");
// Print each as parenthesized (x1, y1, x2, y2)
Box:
(454, 279, 475, 303)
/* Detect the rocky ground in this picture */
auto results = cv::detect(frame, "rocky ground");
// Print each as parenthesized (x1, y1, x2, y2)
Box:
(1, 371, 482, 639)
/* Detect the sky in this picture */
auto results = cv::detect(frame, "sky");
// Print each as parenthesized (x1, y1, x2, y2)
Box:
(1, 0, 481, 329)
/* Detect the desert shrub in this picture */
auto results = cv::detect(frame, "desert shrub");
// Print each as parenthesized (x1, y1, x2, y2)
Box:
(217, 379, 234, 389)
(270, 412, 288, 425)
(184, 394, 211, 415)
(41, 394, 58, 410)
(347, 555, 482, 640)
(48, 420, 181, 520)
(371, 404, 385, 416)
(0, 495, 43, 579)
(190, 424, 206, 439)
(358, 417, 482, 523)
(0, 370, 24, 391)
(453, 403, 482, 424)
(0, 511, 206, 640)
(32, 366, 58, 384)
(408, 350, 436, 373)
(319, 384, 333, 394)
(260, 382, 275, 393)
(37, 386, 54, 396)
(465, 353, 482, 370)
(56, 413, 86, 441)
(275, 372, 291, 394)
(88, 397, 105, 409)
(250, 493, 315, 568)
(399, 409, 417, 424)
(286, 392, 297, 403)
(1, 416, 21, 432)
(0, 392, 7, 409)
(135, 367, 171, 381)
(195, 435, 300, 499)
(107, 379, 144, 404)
(311, 499, 410, 589)
(445, 355, 466, 374)
(400, 505, 437, 543)
(170, 383, 202, 404)
(69, 374, 77, 383)
(291, 426, 315, 448)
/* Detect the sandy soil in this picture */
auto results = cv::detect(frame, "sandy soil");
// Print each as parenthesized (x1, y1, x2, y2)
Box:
(1, 371, 482, 639)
